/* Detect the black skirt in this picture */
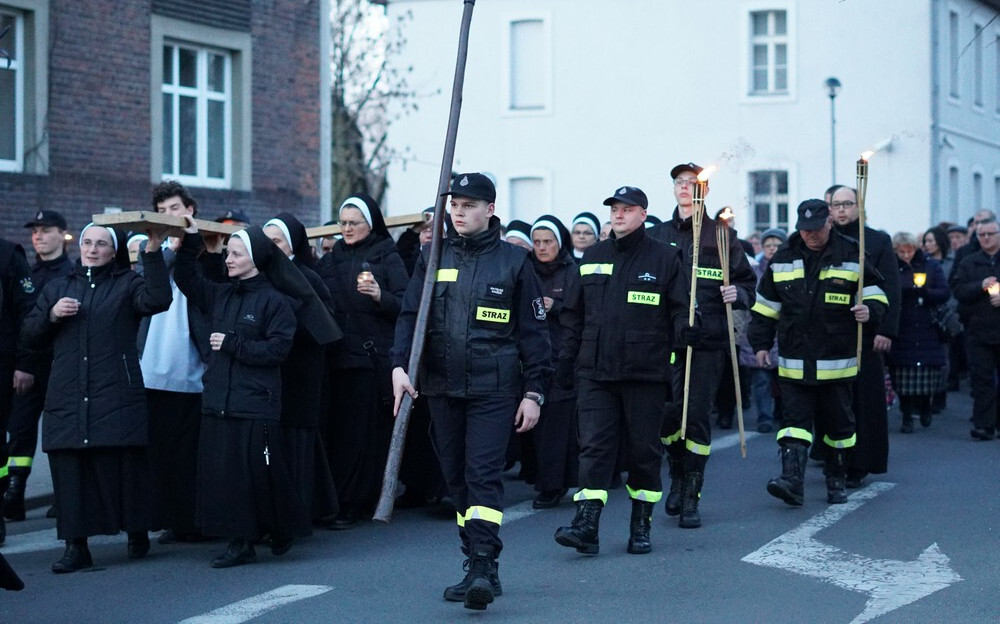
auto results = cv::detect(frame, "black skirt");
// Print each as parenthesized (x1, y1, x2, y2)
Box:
(196, 415, 312, 540)
(49, 447, 150, 541)
(281, 425, 339, 522)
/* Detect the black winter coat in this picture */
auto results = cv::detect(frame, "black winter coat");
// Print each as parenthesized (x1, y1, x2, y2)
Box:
(887, 251, 948, 368)
(529, 249, 579, 402)
(174, 236, 296, 421)
(0, 239, 36, 371)
(951, 248, 1000, 344)
(18, 253, 74, 376)
(22, 251, 172, 451)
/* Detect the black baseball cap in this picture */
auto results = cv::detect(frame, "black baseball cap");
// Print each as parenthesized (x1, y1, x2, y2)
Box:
(24, 209, 68, 230)
(603, 186, 648, 210)
(442, 172, 496, 203)
(795, 199, 831, 231)
(670, 162, 704, 180)
(216, 209, 250, 224)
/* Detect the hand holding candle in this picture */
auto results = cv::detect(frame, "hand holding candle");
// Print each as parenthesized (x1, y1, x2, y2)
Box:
(912, 272, 927, 288)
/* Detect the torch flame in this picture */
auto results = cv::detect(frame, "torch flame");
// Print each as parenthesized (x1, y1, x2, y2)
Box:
(860, 150, 875, 162)
(719, 207, 734, 222)
(697, 165, 718, 182)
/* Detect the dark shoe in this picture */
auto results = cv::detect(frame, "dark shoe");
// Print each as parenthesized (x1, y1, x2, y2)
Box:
(463, 549, 496, 611)
(626, 500, 653, 554)
(900, 416, 914, 434)
(46, 504, 58, 519)
(919, 411, 933, 428)
(679, 471, 704, 529)
(52, 540, 93, 574)
(269, 534, 292, 556)
(127, 532, 150, 559)
(3, 470, 27, 521)
(157, 530, 178, 545)
(757, 421, 773, 434)
(825, 449, 848, 504)
(970, 427, 996, 441)
(210, 539, 257, 568)
(664, 456, 683, 517)
(845, 472, 866, 489)
(532, 489, 565, 510)
(767, 444, 806, 507)
(554, 499, 603, 554)
(443, 557, 502, 601)
(329, 510, 359, 530)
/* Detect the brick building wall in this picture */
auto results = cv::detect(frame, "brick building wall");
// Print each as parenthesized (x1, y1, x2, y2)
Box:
(0, 0, 321, 255)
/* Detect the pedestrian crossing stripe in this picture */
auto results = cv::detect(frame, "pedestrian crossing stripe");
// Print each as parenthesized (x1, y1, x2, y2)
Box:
(627, 291, 660, 305)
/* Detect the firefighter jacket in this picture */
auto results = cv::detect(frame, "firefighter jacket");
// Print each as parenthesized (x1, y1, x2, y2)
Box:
(748, 230, 888, 384)
(559, 225, 688, 383)
(647, 206, 757, 350)
(391, 216, 552, 399)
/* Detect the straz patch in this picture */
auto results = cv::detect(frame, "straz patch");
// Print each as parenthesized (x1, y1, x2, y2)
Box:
(627, 291, 660, 306)
(825, 292, 851, 305)
(532, 297, 547, 320)
(476, 306, 511, 323)
(695, 267, 724, 281)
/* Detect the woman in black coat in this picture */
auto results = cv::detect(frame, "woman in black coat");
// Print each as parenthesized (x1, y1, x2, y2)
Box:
(527, 215, 580, 508)
(319, 193, 410, 528)
(22, 223, 172, 573)
(887, 232, 949, 432)
(174, 222, 315, 568)
(263, 213, 341, 524)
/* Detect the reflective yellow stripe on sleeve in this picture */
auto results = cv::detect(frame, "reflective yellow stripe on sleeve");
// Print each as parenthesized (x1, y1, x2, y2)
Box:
(436, 268, 458, 282)
(777, 357, 804, 380)
(819, 262, 860, 282)
(626, 486, 663, 503)
(580, 263, 614, 276)
(573, 489, 609, 505)
(752, 295, 782, 319)
(465, 506, 503, 525)
(862, 285, 889, 305)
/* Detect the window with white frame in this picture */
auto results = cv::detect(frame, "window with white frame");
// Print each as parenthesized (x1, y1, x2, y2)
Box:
(749, 170, 789, 231)
(973, 23, 983, 107)
(948, 166, 959, 216)
(508, 18, 547, 111)
(995, 175, 1000, 213)
(749, 10, 788, 95)
(948, 11, 959, 98)
(973, 172, 983, 210)
(508, 176, 544, 221)
(161, 42, 231, 186)
(0, 9, 23, 171)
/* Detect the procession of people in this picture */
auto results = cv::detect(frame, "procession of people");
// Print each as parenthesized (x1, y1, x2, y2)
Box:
(0, 169, 992, 608)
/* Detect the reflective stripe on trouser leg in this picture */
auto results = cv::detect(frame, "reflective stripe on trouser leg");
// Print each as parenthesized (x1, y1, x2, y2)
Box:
(776, 427, 814, 445)
(465, 506, 503, 525)
(6, 456, 32, 469)
(668, 349, 721, 473)
(456, 512, 465, 527)
(573, 489, 608, 505)
(626, 485, 662, 503)
(823, 434, 857, 449)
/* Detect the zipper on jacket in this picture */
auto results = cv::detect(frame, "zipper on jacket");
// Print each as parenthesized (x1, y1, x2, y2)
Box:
(122, 354, 132, 385)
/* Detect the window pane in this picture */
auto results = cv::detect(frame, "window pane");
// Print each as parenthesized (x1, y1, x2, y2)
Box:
(207, 100, 225, 179)
(208, 53, 225, 93)
(162, 45, 173, 84)
(777, 203, 788, 225)
(774, 11, 787, 35)
(179, 48, 197, 88)
(509, 177, 544, 221)
(1, 15, 16, 61)
(179, 95, 197, 175)
(776, 172, 789, 194)
(755, 203, 770, 227)
(162, 93, 174, 174)
(751, 12, 768, 36)
(774, 68, 787, 91)
(0, 68, 14, 159)
(510, 20, 544, 110)
(753, 44, 768, 67)
(775, 44, 787, 65)
(753, 173, 770, 195)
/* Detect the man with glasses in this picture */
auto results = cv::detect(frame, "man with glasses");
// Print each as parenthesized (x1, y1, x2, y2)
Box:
(826, 186, 900, 489)
(648, 163, 757, 529)
(950, 217, 1000, 439)
(950, 210, 996, 282)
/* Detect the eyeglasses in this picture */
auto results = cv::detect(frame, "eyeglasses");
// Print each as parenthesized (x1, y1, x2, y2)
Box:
(977, 231, 999, 238)
(339, 220, 366, 228)
(830, 201, 856, 209)
(763, 242, 781, 249)
(673, 178, 699, 187)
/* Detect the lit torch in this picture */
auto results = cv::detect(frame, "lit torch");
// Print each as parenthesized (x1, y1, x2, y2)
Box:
(989, 283, 1000, 296)
(854, 151, 874, 365)
(715, 206, 746, 458)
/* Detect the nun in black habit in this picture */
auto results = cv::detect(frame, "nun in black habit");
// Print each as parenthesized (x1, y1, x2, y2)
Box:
(174, 219, 337, 568)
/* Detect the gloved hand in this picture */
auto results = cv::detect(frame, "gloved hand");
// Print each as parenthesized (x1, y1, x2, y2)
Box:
(679, 324, 702, 348)
(555, 357, 575, 389)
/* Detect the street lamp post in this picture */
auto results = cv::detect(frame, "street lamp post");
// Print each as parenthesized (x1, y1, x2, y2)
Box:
(825, 77, 841, 187)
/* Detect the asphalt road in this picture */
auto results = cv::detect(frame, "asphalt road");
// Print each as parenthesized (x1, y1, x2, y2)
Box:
(1, 386, 997, 623)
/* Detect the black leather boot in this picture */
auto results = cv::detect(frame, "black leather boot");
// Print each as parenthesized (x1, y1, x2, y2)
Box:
(664, 455, 683, 517)
(210, 538, 257, 568)
(52, 539, 93, 574)
(679, 472, 704, 529)
(463, 548, 497, 611)
(443, 556, 502, 602)
(825, 449, 848, 504)
(627, 499, 654, 554)
(127, 532, 150, 559)
(767, 444, 806, 506)
(3, 469, 27, 521)
(554, 499, 602, 554)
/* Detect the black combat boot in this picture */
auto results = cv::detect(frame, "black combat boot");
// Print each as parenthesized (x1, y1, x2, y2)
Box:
(554, 499, 602, 554)
(678, 472, 704, 529)
(443, 551, 502, 602)
(627, 499, 654, 554)
(463, 548, 497, 611)
(767, 444, 807, 506)
(825, 449, 848, 504)
(51, 539, 93, 574)
(3, 469, 28, 521)
(664, 455, 683, 517)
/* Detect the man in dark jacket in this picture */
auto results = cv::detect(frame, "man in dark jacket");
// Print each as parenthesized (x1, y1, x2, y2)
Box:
(553, 185, 688, 556)
(648, 163, 757, 528)
(750, 200, 888, 506)
(392, 172, 551, 611)
(0, 236, 36, 544)
(950, 217, 1000, 440)
(828, 186, 901, 486)
(5, 211, 73, 521)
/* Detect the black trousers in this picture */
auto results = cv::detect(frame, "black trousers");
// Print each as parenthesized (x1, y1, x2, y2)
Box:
(532, 397, 578, 493)
(427, 395, 516, 556)
(664, 349, 724, 472)
(0, 364, 12, 489)
(965, 338, 1000, 431)
(577, 378, 666, 497)
(7, 363, 51, 472)
(779, 381, 854, 448)
(147, 389, 202, 534)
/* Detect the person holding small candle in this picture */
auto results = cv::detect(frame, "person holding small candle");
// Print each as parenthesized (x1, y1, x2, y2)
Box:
(887, 232, 949, 433)
(950, 217, 1000, 440)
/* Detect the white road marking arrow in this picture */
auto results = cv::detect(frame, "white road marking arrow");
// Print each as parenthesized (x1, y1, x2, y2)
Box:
(742, 481, 962, 624)
(177, 584, 333, 624)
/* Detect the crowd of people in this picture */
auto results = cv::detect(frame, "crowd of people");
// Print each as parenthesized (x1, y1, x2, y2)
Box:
(0, 171, 994, 608)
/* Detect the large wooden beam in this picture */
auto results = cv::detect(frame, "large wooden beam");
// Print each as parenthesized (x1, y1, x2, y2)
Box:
(92, 211, 242, 236)
(305, 212, 428, 239)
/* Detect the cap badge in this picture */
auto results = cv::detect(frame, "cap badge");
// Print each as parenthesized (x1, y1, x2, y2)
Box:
(460, 176, 469, 187)
(36, 211, 43, 220)
(805, 209, 813, 218)
(618, 187, 627, 195)
(226, 211, 234, 218)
